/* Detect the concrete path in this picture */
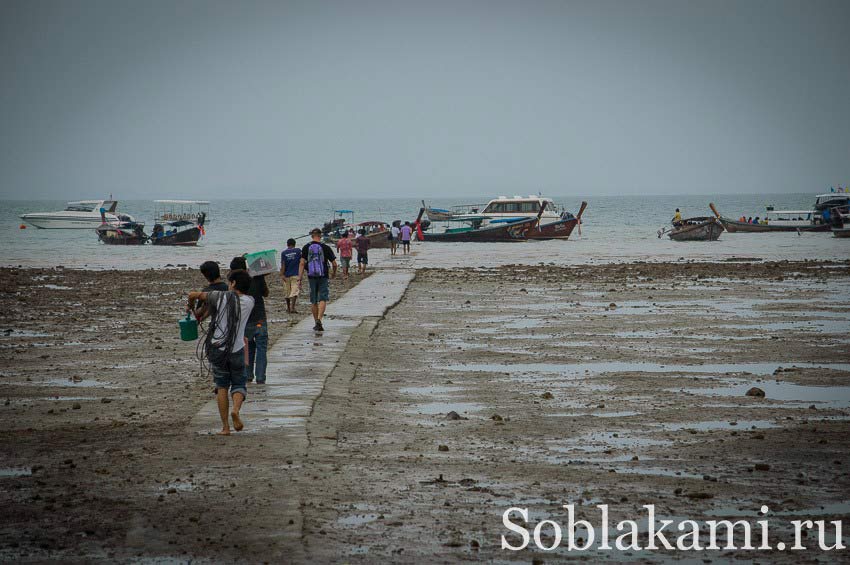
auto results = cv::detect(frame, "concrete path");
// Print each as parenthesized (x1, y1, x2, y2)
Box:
(189, 269, 414, 446)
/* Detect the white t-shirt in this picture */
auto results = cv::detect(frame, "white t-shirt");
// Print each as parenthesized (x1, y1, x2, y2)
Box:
(391, 226, 400, 238)
(208, 291, 254, 353)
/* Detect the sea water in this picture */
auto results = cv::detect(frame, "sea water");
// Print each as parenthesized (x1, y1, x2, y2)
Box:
(1, 193, 847, 269)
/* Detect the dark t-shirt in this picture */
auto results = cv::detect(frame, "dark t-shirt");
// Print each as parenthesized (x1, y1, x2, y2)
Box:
(204, 281, 229, 292)
(355, 235, 371, 255)
(281, 247, 302, 277)
(301, 242, 336, 279)
(247, 275, 268, 324)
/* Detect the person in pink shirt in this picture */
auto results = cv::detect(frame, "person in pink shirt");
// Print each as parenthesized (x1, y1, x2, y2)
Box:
(336, 230, 354, 280)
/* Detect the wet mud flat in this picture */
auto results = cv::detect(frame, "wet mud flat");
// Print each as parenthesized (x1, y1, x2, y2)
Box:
(302, 260, 850, 562)
(0, 266, 363, 562)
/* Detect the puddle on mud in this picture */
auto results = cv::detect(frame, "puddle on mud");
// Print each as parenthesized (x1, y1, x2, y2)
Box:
(680, 382, 850, 408)
(0, 329, 52, 338)
(399, 385, 464, 396)
(660, 420, 778, 431)
(443, 361, 850, 377)
(337, 513, 379, 526)
(552, 411, 640, 418)
(0, 468, 32, 477)
(407, 402, 482, 415)
(550, 433, 672, 454)
(17, 378, 115, 388)
(160, 481, 195, 492)
(708, 501, 850, 518)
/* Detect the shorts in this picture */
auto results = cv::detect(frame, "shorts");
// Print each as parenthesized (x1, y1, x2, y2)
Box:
(357, 253, 368, 265)
(340, 257, 351, 270)
(211, 350, 247, 398)
(401, 239, 411, 246)
(282, 275, 299, 298)
(388, 234, 394, 241)
(308, 277, 330, 304)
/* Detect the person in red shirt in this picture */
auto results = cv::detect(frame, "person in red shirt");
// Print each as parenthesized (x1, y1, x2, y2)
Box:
(336, 230, 354, 280)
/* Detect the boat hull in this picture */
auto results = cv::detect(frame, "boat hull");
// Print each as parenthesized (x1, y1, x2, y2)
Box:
(668, 219, 723, 241)
(151, 227, 202, 246)
(423, 218, 537, 242)
(718, 217, 830, 233)
(96, 226, 148, 245)
(833, 227, 850, 238)
(21, 214, 124, 229)
(526, 218, 579, 240)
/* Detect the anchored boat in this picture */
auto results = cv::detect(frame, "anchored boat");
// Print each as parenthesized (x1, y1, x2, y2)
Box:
(527, 201, 587, 240)
(664, 216, 724, 242)
(709, 203, 830, 233)
(150, 200, 208, 246)
(22, 199, 138, 229)
(422, 202, 547, 242)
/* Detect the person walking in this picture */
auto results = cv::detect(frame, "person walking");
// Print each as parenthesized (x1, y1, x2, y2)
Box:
(336, 230, 353, 280)
(400, 221, 412, 255)
(193, 261, 228, 320)
(299, 228, 338, 332)
(186, 269, 254, 435)
(355, 229, 371, 274)
(280, 239, 302, 314)
(230, 256, 269, 385)
(390, 222, 400, 256)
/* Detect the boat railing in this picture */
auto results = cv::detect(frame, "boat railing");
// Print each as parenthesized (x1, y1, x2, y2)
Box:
(450, 204, 484, 215)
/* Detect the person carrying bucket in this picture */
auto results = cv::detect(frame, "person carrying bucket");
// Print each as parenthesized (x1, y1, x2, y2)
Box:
(186, 270, 254, 436)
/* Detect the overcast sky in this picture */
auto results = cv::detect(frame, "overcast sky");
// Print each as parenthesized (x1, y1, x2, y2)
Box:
(1, 0, 848, 199)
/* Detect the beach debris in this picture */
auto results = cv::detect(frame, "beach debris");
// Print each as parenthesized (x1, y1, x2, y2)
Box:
(745, 387, 765, 398)
(445, 411, 467, 421)
(608, 302, 617, 309)
(100, 397, 112, 404)
(540, 391, 554, 400)
(72, 403, 81, 410)
(491, 414, 503, 421)
(438, 445, 449, 452)
(685, 492, 714, 499)
(754, 463, 770, 471)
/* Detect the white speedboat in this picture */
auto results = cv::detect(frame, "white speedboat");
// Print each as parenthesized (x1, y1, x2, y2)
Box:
(20, 200, 137, 229)
(454, 195, 565, 226)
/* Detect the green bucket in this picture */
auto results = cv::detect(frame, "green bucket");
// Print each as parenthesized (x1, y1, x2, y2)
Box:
(179, 313, 199, 341)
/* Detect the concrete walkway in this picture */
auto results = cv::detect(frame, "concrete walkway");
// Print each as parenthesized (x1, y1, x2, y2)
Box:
(189, 269, 414, 447)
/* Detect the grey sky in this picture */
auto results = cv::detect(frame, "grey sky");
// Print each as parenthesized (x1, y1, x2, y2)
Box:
(1, 0, 848, 199)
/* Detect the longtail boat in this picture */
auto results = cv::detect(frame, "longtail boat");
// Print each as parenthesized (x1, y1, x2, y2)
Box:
(422, 200, 455, 222)
(709, 203, 830, 233)
(422, 202, 547, 242)
(665, 216, 723, 242)
(527, 201, 587, 240)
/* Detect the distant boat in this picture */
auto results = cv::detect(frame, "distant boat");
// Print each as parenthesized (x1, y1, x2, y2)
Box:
(149, 200, 209, 246)
(422, 200, 456, 222)
(830, 209, 850, 238)
(422, 201, 547, 242)
(664, 216, 724, 242)
(21, 199, 138, 229)
(709, 203, 830, 233)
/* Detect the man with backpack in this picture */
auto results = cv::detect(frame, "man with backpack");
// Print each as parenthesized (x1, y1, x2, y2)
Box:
(299, 228, 338, 332)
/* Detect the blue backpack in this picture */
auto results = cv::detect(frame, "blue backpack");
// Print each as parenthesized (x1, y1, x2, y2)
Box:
(307, 243, 326, 277)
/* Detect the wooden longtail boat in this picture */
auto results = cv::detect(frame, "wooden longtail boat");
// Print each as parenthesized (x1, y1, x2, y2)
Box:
(666, 216, 723, 242)
(709, 203, 830, 233)
(325, 221, 392, 249)
(422, 200, 455, 222)
(527, 201, 587, 240)
(96, 222, 148, 245)
(422, 202, 546, 242)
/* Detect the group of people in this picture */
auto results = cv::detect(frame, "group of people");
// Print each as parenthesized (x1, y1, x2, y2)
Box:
(184, 228, 342, 436)
(738, 216, 766, 224)
(388, 221, 413, 256)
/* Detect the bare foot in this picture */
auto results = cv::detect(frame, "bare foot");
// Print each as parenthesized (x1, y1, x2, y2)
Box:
(217, 429, 231, 436)
(231, 411, 244, 432)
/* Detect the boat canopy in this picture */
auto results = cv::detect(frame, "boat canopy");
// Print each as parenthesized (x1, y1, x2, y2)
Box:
(335, 209, 354, 214)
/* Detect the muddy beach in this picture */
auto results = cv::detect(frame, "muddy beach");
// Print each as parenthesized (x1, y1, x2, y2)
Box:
(1, 259, 849, 562)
